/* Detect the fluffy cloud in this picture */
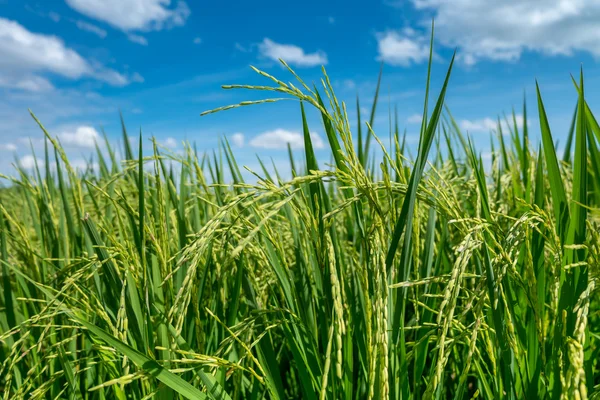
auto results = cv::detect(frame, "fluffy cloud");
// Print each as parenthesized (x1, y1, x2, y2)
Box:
(65, 0, 190, 31)
(0, 75, 54, 92)
(19, 154, 96, 171)
(231, 133, 244, 148)
(409, 0, 600, 64)
(0, 17, 136, 90)
(459, 114, 527, 133)
(58, 126, 100, 148)
(376, 29, 431, 66)
(459, 118, 497, 133)
(0, 18, 91, 78)
(249, 129, 324, 150)
(259, 38, 328, 67)
(0, 143, 17, 151)
(162, 137, 177, 148)
(69, 158, 99, 171)
(19, 155, 36, 169)
(94, 69, 131, 86)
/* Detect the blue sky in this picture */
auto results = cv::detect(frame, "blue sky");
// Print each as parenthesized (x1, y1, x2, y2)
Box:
(1, 0, 599, 177)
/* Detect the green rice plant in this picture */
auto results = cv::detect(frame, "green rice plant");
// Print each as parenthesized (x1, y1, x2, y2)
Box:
(1, 31, 599, 400)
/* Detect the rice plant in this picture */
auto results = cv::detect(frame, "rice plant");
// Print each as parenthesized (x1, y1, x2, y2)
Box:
(0, 35, 599, 399)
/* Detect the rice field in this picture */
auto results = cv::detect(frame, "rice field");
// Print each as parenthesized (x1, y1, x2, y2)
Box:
(0, 45, 599, 399)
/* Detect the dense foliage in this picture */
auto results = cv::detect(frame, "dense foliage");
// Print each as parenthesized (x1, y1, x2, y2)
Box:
(1, 48, 599, 399)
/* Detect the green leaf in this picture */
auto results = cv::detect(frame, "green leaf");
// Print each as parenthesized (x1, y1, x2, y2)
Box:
(535, 81, 569, 241)
(74, 316, 210, 400)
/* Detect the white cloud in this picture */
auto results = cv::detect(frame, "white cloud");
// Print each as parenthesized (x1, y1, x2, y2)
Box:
(93, 69, 130, 86)
(459, 118, 497, 133)
(65, 0, 190, 31)
(69, 158, 98, 171)
(407, 114, 422, 124)
(18, 153, 97, 172)
(19, 155, 36, 169)
(506, 115, 528, 132)
(459, 114, 527, 134)
(0, 17, 91, 78)
(127, 33, 148, 46)
(0, 75, 54, 92)
(258, 38, 327, 67)
(0, 86, 122, 177)
(410, 0, 600, 64)
(58, 126, 100, 148)
(0, 17, 133, 89)
(249, 129, 324, 150)
(163, 137, 177, 148)
(75, 20, 107, 38)
(376, 30, 430, 66)
(231, 133, 244, 148)
(193, 37, 202, 44)
(0, 143, 17, 151)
